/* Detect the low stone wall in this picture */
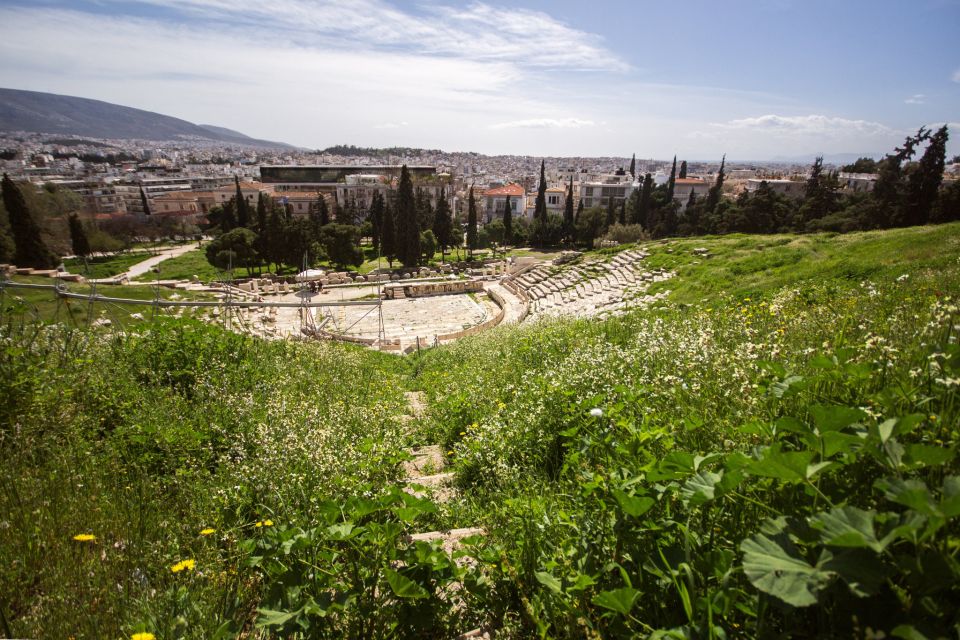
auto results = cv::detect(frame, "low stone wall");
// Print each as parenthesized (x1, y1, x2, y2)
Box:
(501, 278, 531, 323)
(384, 280, 484, 299)
(436, 289, 506, 341)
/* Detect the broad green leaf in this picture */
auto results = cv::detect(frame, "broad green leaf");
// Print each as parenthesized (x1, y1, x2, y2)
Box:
(771, 374, 804, 398)
(818, 548, 890, 597)
(892, 624, 933, 640)
(821, 431, 863, 458)
(875, 478, 939, 516)
(810, 405, 865, 433)
(613, 490, 655, 517)
(591, 587, 640, 615)
(680, 470, 723, 508)
(325, 522, 358, 540)
(257, 607, 300, 628)
(740, 532, 833, 607)
(748, 445, 815, 484)
(940, 476, 960, 517)
(810, 506, 884, 552)
(534, 571, 563, 594)
(805, 460, 834, 480)
(904, 444, 954, 468)
(383, 568, 429, 599)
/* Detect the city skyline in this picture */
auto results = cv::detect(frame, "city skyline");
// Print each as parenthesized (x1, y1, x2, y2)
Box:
(1, 0, 958, 159)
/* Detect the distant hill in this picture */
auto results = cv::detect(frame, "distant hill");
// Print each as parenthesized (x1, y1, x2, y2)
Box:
(0, 88, 295, 149)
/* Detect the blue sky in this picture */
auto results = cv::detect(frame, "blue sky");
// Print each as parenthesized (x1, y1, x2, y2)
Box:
(0, 0, 958, 159)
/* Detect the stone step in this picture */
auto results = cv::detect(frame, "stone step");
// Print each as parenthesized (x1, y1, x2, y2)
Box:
(402, 445, 445, 478)
(409, 527, 485, 554)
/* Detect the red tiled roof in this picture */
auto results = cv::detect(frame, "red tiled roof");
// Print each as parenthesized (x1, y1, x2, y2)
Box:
(675, 178, 707, 185)
(483, 183, 525, 197)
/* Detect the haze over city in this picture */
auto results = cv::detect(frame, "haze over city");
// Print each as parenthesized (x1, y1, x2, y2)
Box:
(1, 0, 958, 159)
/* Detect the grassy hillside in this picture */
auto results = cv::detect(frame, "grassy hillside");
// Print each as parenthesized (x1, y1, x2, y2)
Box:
(2, 224, 959, 639)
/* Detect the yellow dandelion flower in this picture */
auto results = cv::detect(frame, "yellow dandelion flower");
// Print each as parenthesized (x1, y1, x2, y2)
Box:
(254, 519, 274, 528)
(199, 528, 216, 536)
(170, 559, 196, 573)
(132, 633, 156, 640)
(72, 534, 96, 542)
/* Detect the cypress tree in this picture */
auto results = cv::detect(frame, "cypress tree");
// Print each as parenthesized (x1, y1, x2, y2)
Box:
(563, 176, 575, 242)
(2, 173, 56, 268)
(534, 160, 547, 223)
(606, 197, 616, 229)
(256, 193, 268, 234)
(576, 199, 583, 224)
(139, 185, 151, 216)
(667, 155, 677, 201)
(381, 199, 397, 266)
(317, 193, 330, 226)
(432, 187, 454, 259)
(619, 199, 627, 225)
(679, 160, 688, 179)
(221, 197, 237, 232)
(705, 155, 726, 213)
(369, 190, 384, 251)
(502, 194, 513, 245)
(265, 201, 284, 272)
(467, 186, 478, 255)
(638, 173, 654, 229)
(68, 213, 91, 259)
(235, 176, 250, 228)
(396, 165, 420, 267)
(629, 153, 636, 179)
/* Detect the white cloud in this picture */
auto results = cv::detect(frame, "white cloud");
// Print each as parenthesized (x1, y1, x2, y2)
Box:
(905, 94, 926, 104)
(489, 118, 596, 130)
(710, 114, 897, 138)
(121, 0, 627, 71)
(374, 121, 408, 129)
(953, 68, 960, 83)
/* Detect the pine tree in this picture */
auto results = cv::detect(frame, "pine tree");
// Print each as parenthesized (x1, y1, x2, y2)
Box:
(68, 213, 91, 259)
(563, 176, 575, 242)
(705, 155, 726, 213)
(667, 155, 677, 201)
(535, 160, 547, 224)
(2, 173, 56, 269)
(679, 160, 688, 179)
(799, 156, 838, 227)
(875, 128, 928, 227)
(432, 187, 454, 259)
(467, 186, 478, 255)
(629, 153, 636, 179)
(395, 165, 420, 267)
(235, 176, 250, 228)
(502, 194, 513, 245)
(904, 125, 949, 227)
(139, 186, 151, 216)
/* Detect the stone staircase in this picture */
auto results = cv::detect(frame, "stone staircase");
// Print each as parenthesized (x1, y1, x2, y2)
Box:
(508, 249, 673, 320)
(397, 392, 489, 639)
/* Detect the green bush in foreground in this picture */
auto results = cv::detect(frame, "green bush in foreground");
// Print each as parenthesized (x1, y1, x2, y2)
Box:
(1, 233, 958, 638)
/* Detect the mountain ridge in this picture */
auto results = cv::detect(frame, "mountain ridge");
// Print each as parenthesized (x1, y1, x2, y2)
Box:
(0, 88, 295, 149)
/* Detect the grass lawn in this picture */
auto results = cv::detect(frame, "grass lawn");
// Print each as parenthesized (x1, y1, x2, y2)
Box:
(131, 247, 233, 283)
(2, 275, 214, 324)
(638, 222, 960, 304)
(62, 251, 153, 279)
